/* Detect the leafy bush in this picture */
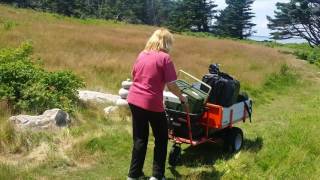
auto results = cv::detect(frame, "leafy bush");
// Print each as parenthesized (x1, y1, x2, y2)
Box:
(261, 42, 320, 68)
(263, 64, 298, 91)
(243, 64, 299, 106)
(276, 43, 320, 67)
(0, 84, 14, 101)
(293, 48, 320, 67)
(0, 42, 84, 113)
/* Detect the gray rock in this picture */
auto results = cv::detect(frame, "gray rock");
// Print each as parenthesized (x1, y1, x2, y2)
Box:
(43, 109, 70, 126)
(78, 90, 120, 104)
(9, 109, 70, 131)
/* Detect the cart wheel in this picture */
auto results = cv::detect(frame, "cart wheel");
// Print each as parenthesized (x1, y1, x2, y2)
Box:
(224, 127, 243, 153)
(169, 144, 181, 167)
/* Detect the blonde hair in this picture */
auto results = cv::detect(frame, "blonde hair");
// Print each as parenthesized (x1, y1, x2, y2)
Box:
(144, 28, 173, 53)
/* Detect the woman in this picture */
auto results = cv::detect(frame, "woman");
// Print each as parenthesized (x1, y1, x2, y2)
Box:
(127, 28, 186, 180)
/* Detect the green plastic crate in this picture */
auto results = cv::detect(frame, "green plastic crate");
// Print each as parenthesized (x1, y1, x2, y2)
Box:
(165, 80, 208, 114)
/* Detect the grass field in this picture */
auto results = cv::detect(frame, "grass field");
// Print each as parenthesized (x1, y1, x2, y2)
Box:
(1, 4, 320, 180)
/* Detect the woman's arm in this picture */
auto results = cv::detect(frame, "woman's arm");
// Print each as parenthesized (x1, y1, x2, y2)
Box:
(167, 81, 187, 103)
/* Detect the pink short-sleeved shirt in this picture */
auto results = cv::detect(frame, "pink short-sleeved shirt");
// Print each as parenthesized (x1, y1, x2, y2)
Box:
(127, 50, 177, 112)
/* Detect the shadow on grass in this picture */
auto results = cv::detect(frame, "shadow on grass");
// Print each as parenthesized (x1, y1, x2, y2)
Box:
(168, 137, 263, 178)
(179, 143, 226, 167)
(180, 137, 263, 166)
(242, 137, 263, 152)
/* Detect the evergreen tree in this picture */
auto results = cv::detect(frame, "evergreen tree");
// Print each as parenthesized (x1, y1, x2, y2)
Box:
(55, 0, 75, 16)
(267, 0, 320, 47)
(0, 0, 209, 28)
(215, 0, 256, 39)
(167, 0, 217, 32)
(135, 0, 176, 26)
(145, 0, 156, 24)
(156, 0, 176, 25)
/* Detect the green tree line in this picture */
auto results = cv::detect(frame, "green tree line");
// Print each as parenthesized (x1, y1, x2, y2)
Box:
(0, 0, 257, 39)
(2, 0, 318, 45)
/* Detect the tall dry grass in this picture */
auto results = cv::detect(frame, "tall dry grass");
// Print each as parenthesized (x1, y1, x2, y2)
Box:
(0, 100, 9, 115)
(0, 5, 294, 93)
(0, 101, 14, 152)
(2, 5, 320, 179)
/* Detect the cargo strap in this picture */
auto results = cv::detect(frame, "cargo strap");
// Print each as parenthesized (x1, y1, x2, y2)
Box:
(244, 100, 253, 123)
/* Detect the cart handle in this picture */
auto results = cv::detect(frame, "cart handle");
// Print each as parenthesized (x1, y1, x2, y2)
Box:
(178, 69, 212, 101)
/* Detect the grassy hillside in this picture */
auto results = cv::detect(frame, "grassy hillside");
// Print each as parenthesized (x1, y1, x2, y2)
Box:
(0, 5, 294, 92)
(1, 4, 320, 180)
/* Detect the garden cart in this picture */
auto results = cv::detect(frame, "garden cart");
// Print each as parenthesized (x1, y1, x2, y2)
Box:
(164, 70, 253, 166)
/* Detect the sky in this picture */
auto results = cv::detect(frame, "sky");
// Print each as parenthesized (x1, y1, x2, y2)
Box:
(214, 0, 290, 36)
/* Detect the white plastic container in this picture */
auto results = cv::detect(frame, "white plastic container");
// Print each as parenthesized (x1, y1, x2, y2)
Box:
(122, 79, 133, 90)
(119, 88, 129, 99)
(116, 98, 129, 106)
(163, 91, 188, 104)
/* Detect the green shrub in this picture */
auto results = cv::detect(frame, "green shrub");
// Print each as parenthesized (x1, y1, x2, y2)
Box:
(284, 44, 320, 66)
(293, 50, 307, 60)
(263, 43, 320, 68)
(243, 64, 299, 106)
(85, 136, 109, 153)
(314, 61, 320, 68)
(0, 42, 33, 63)
(308, 50, 320, 63)
(0, 43, 84, 114)
(0, 84, 14, 101)
(263, 64, 298, 91)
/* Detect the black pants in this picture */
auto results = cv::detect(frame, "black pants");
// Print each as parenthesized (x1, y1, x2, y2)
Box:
(128, 104, 168, 178)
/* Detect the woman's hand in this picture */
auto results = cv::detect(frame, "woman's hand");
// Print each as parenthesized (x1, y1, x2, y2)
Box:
(179, 95, 187, 104)
(167, 82, 189, 112)
(167, 81, 187, 104)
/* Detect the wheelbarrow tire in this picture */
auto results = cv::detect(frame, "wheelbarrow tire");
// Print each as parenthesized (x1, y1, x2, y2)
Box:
(223, 127, 243, 154)
(169, 144, 181, 167)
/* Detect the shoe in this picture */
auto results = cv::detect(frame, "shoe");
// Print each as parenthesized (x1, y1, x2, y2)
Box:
(149, 177, 165, 180)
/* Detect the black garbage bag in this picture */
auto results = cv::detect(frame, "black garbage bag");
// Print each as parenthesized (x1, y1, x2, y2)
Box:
(201, 64, 240, 107)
